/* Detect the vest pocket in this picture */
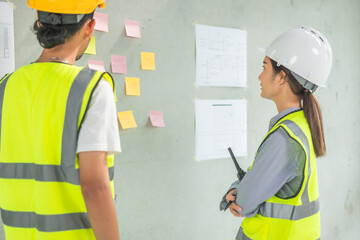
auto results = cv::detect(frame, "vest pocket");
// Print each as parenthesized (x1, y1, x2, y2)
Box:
(241, 215, 270, 239)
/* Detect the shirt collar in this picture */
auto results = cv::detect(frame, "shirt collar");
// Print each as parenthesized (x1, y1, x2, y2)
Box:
(269, 107, 301, 131)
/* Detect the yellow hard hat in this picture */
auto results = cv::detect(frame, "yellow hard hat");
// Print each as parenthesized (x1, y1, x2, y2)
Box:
(27, 0, 105, 14)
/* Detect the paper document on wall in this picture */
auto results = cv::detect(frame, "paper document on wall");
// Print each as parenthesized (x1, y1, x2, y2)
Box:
(196, 24, 247, 87)
(195, 99, 247, 161)
(0, 2, 15, 77)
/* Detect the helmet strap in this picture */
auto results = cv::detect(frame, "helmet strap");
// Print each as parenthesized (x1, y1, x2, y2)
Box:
(37, 11, 85, 25)
(291, 71, 318, 93)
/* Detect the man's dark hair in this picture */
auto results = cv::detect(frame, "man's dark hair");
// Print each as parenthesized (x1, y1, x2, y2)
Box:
(33, 12, 94, 49)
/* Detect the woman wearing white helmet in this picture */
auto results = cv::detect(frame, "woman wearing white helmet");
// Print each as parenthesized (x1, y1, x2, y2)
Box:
(220, 26, 332, 239)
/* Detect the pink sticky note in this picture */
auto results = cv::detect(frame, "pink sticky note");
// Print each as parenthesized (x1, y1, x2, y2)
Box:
(149, 111, 165, 127)
(94, 12, 108, 32)
(125, 19, 141, 38)
(88, 60, 106, 72)
(111, 55, 127, 74)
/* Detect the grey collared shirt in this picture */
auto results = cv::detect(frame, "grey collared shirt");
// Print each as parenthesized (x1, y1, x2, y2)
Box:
(220, 107, 306, 218)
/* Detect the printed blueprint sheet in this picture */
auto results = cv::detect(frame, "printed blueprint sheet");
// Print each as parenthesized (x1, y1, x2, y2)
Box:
(196, 24, 247, 87)
(195, 99, 247, 161)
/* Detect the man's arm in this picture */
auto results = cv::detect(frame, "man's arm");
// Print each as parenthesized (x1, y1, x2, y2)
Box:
(79, 151, 119, 240)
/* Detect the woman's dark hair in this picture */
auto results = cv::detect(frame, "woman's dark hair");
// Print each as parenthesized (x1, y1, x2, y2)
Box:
(270, 58, 326, 157)
(33, 12, 94, 49)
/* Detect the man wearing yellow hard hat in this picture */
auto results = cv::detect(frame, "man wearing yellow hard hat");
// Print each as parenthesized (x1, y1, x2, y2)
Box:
(0, 1, 120, 239)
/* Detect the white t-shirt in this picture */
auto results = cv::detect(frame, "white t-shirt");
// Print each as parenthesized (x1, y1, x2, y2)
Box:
(76, 79, 121, 155)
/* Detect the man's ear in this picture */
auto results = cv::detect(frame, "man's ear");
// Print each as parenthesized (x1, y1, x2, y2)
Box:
(83, 19, 96, 39)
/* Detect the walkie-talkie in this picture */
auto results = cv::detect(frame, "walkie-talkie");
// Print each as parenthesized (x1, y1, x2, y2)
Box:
(224, 147, 246, 211)
(228, 147, 246, 181)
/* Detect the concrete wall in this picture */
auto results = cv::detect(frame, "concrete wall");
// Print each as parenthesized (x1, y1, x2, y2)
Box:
(0, 0, 359, 239)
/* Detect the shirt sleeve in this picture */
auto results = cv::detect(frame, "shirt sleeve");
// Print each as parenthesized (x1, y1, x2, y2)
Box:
(235, 127, 305, 217)
(77, 79, 121, 155)
(219, 180, 241, 211)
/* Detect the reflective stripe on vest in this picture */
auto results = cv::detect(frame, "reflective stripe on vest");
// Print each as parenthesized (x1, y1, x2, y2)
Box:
(0, 163, 115, 182)
(259, 198, 319, 221)
(1, 209, 91, 232)
(281, 119, 311, 205)
(0, 73, 12, 152)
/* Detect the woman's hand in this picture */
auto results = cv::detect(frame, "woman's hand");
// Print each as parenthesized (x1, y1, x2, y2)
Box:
(226, 188, 244, 217)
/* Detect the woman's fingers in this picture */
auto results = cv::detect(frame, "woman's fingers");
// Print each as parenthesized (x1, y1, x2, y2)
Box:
(229, 203, 244, 217)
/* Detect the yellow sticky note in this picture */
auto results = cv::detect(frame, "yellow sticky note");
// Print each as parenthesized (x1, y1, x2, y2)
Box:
(125, 77, 140, 96)
(85, 36, 96, 55)
(118, 111, 137, 129)
(141, 52, 155, 70)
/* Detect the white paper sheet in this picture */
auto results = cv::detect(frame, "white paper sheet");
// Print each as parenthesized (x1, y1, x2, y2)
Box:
(196, 24, 247, 87)
(0, 2, 15, 78)
(195, 99, 247, 161)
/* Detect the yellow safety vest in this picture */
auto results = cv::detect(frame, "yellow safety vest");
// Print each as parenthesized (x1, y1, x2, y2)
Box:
(240, 110, 320, 240)
(0, 63, 116, 240)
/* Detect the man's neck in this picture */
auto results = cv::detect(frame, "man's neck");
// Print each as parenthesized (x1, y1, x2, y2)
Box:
(36, 43, 79, 65)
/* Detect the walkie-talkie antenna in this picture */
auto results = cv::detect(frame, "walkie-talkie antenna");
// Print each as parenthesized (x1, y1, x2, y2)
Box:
(227, 147, 246, 181)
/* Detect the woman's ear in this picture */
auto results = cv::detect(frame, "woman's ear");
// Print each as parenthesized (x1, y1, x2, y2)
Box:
(276, 70, 287, 85)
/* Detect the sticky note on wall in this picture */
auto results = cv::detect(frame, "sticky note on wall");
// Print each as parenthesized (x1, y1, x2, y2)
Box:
(111, 55, 127, 74)
(125, 19, 141, 38)
(149, 111, 165, 127)
(94, 12, 109, 32)
(118, 111, 137, 129)
(141, 52, 155, 70)
(88, 60, 106, 72)
(125, 77, 140, 96)
(84, 36, 96, 55)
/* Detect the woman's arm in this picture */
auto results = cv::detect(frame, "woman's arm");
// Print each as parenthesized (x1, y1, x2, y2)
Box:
(235, 128, 305, 217)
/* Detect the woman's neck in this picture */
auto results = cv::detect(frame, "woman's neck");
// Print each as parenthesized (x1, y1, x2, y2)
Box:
(273, 89, 301, 113)
(275, 101, 301, 113)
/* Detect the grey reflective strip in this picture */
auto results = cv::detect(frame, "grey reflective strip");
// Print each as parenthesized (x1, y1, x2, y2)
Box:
(1, 208, 91, 232)
(236, 227, 252, 240)
(0, 73, 13, 152)
(281, 120, 311, 204)
(109, 166, 114, 181)
(259, 198, 320, 220)
(0, 163, 67, 181)
(61, 68, 96, 185)
(0, 163, 114, 182)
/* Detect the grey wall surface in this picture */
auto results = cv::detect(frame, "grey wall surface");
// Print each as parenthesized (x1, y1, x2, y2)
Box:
(0, 0, 359, 239)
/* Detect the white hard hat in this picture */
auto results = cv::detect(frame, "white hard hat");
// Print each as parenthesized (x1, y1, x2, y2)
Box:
(260, 26, 333, 91)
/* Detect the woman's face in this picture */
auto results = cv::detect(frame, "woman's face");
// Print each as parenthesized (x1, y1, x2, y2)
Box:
(258, 56, 281, 100)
